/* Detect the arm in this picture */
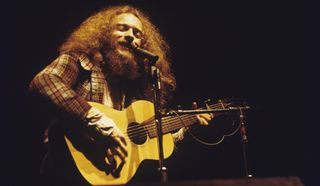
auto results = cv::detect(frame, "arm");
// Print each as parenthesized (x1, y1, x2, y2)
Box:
(29, 53, 127, 161)
(29, 53, 91, 119)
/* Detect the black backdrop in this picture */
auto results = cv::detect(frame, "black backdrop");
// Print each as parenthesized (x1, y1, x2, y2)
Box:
(3, 0, 318, 186)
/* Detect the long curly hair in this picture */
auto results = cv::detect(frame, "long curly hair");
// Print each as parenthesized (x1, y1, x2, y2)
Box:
(59, 5, 176, 106)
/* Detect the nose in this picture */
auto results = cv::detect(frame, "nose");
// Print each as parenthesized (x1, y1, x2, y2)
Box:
(125, 35, 134, 43)
(124, 28, 134, 43)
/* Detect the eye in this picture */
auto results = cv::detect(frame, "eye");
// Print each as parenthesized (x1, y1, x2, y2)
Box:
(116, 24, 129, 31)
(134, 32, 142, 39)
(133, 29, 143, 39)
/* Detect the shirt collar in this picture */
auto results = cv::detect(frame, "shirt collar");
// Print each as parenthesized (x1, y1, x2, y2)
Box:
(78, 53, 102, 71)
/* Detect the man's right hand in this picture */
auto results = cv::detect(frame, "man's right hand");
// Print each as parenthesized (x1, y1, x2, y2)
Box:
(106, 127, 127, 162)
(85, 107, 128, 165)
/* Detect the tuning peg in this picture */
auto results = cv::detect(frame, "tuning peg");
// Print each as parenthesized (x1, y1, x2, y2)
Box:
(204, 99, 211, 104)
(192, 102, 198, 109)
(204, 99, 214, 118)
(218, 99, 226, 109)
(204, 99, 211, 109)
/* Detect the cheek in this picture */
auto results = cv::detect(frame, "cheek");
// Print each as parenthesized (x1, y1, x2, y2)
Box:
(135, 39, 142, 47)
(111, 31, 122, 40)
(110, 33, 121, 46)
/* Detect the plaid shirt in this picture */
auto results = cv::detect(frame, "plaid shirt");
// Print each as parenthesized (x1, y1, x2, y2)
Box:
(29, 53, 106, 119)
(29, 52, 186, 143)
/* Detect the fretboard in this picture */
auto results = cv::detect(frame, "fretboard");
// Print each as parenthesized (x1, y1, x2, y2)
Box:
(145, 101, 228, 138)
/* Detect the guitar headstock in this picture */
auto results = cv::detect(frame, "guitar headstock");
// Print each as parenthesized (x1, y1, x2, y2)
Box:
(207, 97, 238, 110)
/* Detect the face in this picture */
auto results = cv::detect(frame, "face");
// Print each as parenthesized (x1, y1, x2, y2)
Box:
(102, 13, 144, 81)
(110, 13, 143, 58)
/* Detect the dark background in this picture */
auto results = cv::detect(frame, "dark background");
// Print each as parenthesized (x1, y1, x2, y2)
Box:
(4, 0, 318, 186)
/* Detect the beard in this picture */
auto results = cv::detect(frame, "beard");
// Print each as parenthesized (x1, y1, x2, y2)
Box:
(102, 45, 141, 82)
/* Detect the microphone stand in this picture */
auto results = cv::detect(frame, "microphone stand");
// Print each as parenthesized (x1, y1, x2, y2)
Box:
(151, 62, 168, 183)
(239, 107, 253, 178)
(134, 47, 168, 183)
(166, 106, 253, 178)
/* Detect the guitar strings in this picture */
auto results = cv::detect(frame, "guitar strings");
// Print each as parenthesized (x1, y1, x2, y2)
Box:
(122, 103, 225, 138)
(120, 114, 201, 141)
(119, 103, 228, 139)
(121, 111, 214, 141)
(119, 115, 191, 140)
(124, 103, 224, 134)
(123, 103, 221, 136)
(123, 102, 224, 135)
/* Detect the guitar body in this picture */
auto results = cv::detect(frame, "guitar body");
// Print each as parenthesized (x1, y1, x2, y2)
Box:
(64, 100, 174, 185)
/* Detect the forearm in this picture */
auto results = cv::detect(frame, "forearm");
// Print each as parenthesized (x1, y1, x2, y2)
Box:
(30, 73, 91, 119)
(29, 53, 91, 119)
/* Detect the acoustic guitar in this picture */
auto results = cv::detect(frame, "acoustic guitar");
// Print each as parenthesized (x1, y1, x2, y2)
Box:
(64, 100, 230, 185)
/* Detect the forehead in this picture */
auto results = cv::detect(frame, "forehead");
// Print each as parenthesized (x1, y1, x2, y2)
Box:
(113, 13, 143, 31)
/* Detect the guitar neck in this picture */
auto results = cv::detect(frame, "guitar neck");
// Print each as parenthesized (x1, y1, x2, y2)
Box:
(146, 115, 197, 138)
(146, 102, 226, 138)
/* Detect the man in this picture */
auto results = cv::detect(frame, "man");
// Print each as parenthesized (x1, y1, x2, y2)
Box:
(29, 5, 212, 186)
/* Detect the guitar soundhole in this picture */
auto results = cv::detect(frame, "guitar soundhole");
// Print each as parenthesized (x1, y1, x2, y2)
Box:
(127, 122, 147, 145)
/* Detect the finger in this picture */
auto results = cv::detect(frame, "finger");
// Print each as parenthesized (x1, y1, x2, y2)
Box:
(117, 137, 128, 157)
(113, 128, 127, 146)
(106, 149, 115, 162)
(106, 149, 116, 169)
(111, 135, 128, 157)
(210, 113, 214, 119)
(200, 118, 209, 125)
(202, 118, 209, 125)
(200, 113, 213, 121)
(120, 135, 127, 146)
(196, 115, 209, 125)
(112, 147, 126, 161)
(113, 129, 128, 155)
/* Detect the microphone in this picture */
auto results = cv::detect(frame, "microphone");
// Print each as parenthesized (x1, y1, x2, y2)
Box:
(129, 45, 159, 63)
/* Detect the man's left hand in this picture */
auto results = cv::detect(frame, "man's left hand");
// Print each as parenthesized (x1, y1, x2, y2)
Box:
(193, 102, 214, 125)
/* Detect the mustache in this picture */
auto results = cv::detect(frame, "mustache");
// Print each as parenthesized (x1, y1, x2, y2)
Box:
(117, 41, 134, 51)
(117, 41, 159, 62)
